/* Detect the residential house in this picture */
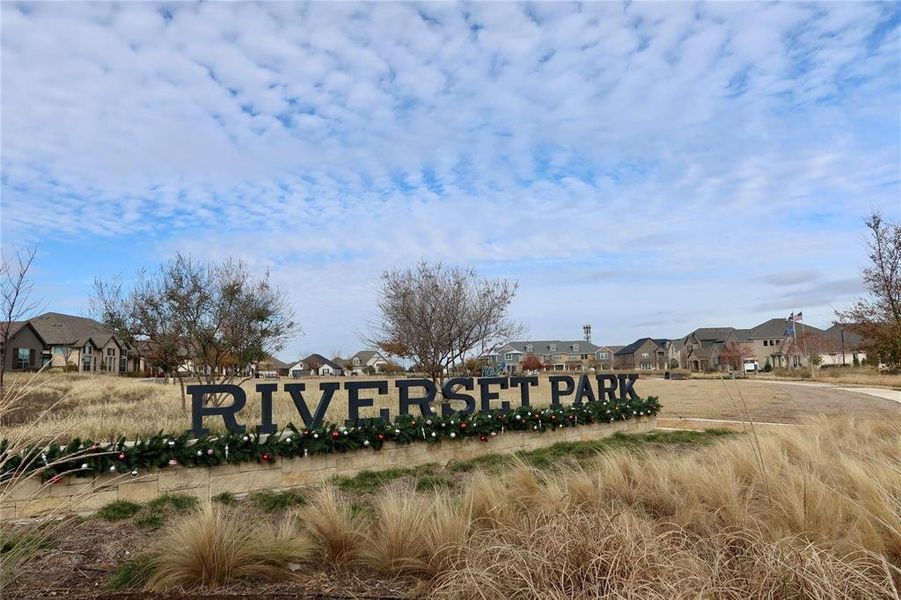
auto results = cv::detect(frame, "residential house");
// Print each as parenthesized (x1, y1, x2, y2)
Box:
(287, 354, 344, 377)
(614, 338, 667, 370)
(254, 356, 291, 378)
(342, 350, 389, 375)
(488, 340, 620, 373)
(820, 325, 867, 366)
(679, 318, 860, 372)
(2, 312, 142, 374)
(680, 327, 743, 372)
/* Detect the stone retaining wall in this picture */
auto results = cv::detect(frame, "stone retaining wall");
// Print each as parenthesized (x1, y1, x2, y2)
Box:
(2, 417, 655, 519)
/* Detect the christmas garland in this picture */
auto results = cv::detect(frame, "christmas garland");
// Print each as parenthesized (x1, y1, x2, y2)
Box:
(1, 396, 660, 483)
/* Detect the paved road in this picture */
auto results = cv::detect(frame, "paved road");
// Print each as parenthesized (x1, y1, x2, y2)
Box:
(751, 380, 901, 404)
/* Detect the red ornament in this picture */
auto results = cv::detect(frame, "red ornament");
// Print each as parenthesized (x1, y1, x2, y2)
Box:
(261, 452, 271, 462)
(479, 434, 487, 442)
(331, 430, 341, 440)
(460, 422, 468, 430)
(118, 452, 126, 461)
(377, 433, 385, 441)
(411, 420, 417, 427)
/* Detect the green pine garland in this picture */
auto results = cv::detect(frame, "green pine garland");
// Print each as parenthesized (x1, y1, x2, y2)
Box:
(1, 396, 660, 483)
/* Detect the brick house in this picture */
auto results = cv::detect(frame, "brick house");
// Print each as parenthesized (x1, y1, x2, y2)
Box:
(614, 338, 667, 370)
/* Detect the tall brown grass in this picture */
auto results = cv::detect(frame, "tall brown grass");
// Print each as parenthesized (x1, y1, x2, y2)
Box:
(144, 503, 314, 591)
(136, 417, 899, 597)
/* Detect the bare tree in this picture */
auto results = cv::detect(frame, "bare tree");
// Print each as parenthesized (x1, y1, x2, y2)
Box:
(0, 246, 40, 388)
(835, 212, 901, 367)
(93, 254, 298, 406)
(369, 261, 523, 388)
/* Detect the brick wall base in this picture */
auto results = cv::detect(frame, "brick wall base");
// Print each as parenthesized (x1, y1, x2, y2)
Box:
(2, 417, 655, 519)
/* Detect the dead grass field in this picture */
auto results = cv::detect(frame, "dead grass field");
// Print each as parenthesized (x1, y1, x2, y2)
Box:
(4, 418, 898, 598)
(689, 367, 901, 389)
(1, 371, 898, 442)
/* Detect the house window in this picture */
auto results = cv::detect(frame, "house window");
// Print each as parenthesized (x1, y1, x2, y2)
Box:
(597, 352, 608, 359)
(525, 345, 533, 352)
(581, 354, 589, 360)
(16, 348, 31, 369)
(573, 344, 580, 352)
(82, 353, 91, 372)
(354, 358, 360, 366)
(775, 340, 781, 345)
(641, 352, 650, 358)
(52, 346, 67, 356)
(504, 353, 515, 361)
(119, 354, 127, 373)
(763, 340, 768, 347)
(542, 354, 552, 362)
(549, 344, 557, 352)
(84, 344, 92, 354)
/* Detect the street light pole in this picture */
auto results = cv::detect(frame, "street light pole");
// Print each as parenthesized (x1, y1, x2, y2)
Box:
(841, 328, 846, 367)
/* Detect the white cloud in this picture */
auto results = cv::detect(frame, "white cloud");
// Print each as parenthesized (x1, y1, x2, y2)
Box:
(1, 2, 898, 355)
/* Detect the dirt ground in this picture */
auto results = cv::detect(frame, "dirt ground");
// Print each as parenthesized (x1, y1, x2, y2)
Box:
(8, 516, 414, 599)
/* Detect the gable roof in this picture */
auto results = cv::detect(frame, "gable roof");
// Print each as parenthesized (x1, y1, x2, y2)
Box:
(302, 353, 344, 371)
(823, 325, 866, 350)
(615, 338, 661, 356)
(27, 312, 129, 348)
(688, 327, 737, 342)
(351, 350, 385, 364)
(259, 355, 290, 370)
(747, 318, 826, 340)
(504, 340, 600, 354)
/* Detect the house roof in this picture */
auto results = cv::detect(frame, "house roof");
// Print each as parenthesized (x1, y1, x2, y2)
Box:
(747, 318, 826, 340)
(27, 312, 129, 349)
(259, 355, 290, 370)
(688, 327, 738, 342)
(504, 340, 600, 354)
(302, 353, 344, 371)
(823, 325, 865, 349)
(1, 321, 29, 344)
(614, 338, 661, 356)
(351, 350, 385, 364)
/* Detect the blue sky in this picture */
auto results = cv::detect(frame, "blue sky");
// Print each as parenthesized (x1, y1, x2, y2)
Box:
(1, 2, 899, 360)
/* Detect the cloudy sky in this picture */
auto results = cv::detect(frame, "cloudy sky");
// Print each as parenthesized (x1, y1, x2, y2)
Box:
(2, 2, 899, 358)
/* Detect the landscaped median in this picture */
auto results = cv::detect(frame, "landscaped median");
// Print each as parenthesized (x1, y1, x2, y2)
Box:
(1, 396, 659, 519)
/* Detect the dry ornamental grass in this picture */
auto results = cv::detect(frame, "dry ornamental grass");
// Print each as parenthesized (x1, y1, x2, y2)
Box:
(127, 417, 899, 598)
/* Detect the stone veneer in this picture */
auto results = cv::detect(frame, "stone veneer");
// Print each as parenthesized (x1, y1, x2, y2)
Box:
(2, 417, 655, 520)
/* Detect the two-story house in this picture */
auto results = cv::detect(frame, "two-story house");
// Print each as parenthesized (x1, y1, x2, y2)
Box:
(613, 338, 667, 370)
(488, 340, 619, 373)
